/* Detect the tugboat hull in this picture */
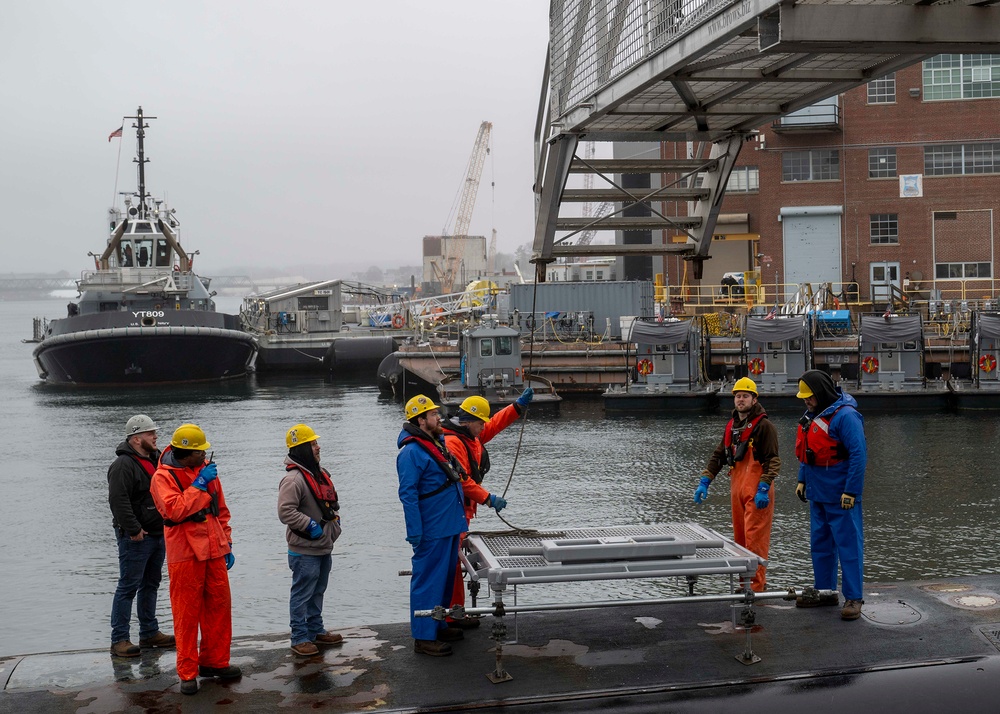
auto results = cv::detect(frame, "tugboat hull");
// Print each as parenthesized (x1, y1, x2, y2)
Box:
(33, 325, 256, 385)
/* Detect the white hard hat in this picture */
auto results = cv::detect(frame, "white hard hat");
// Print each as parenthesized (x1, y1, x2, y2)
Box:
(125, 414, 158, 437)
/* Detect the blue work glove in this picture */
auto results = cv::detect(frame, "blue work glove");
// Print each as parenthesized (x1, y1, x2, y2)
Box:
(307, 519, 324, 539)
(224, 544, 235, 570)
(693, 476, 711, 504)
(486, 494, 507, 512)
(406, 534, 421, 549)
(754, 482, 770, 509)
(191, 462, 218, 491)
(516, 387, 534, 407)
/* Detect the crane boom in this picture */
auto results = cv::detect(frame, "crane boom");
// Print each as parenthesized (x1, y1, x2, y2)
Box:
(452, 121, 492, 236)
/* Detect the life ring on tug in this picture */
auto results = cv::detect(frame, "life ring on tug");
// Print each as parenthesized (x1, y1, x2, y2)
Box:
(637, 359, 654, 376)
(862, 356, 879, 374)
(979, 354, 997, 373)
(391, 314, 405, 329)
(748, 357, 765, 375)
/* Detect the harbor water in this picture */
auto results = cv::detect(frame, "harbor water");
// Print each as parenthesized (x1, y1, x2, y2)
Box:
(2, 298, 999, 658)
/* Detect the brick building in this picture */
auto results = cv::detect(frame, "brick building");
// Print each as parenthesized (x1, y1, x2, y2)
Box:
(660, 55, 1000, 307)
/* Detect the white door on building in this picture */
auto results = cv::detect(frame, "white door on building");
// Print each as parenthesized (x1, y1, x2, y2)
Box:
(781, 207, 843, 298)
(870, 262, 901, 304)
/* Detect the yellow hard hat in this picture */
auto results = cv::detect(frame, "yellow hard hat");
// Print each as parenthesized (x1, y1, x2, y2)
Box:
(170, 423, 210, 450)
(796, 380, 814, 399)
(459, 395, 490, 422)
(286, 424, 318, 449)
(405, 394, 440, 419)
(732, 377, 758, 395)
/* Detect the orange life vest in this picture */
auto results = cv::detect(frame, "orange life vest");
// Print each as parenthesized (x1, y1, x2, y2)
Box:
(723, 413, 766, 466)
(795, 408, 849, 467)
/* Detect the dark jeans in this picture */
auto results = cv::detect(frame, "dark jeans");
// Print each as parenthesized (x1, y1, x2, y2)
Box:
(110, 532, 165, 644)
(288, 553, 332, 645)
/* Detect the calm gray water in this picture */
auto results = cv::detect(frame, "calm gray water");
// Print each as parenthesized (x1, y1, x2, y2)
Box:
(1, 298, 998, 657)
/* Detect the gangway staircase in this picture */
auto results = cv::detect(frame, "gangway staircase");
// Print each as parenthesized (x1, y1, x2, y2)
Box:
(532, 0, 1000, 280)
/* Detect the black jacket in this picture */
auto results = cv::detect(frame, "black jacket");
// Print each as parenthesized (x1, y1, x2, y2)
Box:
(107, 440, 164, 537)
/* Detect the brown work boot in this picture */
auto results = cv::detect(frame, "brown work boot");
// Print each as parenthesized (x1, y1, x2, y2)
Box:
(414, 639, 452, 656)
(313, 632, 344, 646)
(139, 632, 175, 649)
(841, 599, 864, 620)
(180, 678, 199, 695)
(436, 626, 464, 642)
(448, 616, 481, 630)
(290, 641, 320, 657)
(110, 640, 140, 657)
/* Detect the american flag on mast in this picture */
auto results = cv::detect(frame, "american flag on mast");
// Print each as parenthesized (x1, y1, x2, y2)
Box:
(764, 305, 777, 320)
(108, 126, 123, 142)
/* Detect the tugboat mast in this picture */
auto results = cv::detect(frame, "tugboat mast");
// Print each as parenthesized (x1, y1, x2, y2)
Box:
(125, 106, 156, 219)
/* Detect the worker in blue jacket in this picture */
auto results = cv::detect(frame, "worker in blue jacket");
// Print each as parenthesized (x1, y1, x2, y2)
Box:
(396, 395, 468, 656)
(794, 369, 867, 621)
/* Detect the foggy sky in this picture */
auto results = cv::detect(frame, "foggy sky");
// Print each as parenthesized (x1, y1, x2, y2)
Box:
(0, 1, 549, 276)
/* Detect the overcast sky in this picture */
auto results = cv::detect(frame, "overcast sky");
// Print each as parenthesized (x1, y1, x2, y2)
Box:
(0, 1, 550, 276)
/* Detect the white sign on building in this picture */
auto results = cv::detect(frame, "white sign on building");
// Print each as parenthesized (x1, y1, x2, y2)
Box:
(899, 174, 923, 198)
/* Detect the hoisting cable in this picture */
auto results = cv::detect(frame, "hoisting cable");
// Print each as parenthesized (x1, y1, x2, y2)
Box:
(490, 269, 542, 535)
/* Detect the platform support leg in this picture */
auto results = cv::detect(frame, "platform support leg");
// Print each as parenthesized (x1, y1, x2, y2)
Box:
(734, 597, 761, 665)
(486, 589, 513, 684)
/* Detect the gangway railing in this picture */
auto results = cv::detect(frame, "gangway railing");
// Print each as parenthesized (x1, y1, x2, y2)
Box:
(365, 288, 498, 330)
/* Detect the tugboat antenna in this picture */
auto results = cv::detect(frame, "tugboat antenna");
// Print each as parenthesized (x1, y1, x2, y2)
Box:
(124, 106, 157, 219)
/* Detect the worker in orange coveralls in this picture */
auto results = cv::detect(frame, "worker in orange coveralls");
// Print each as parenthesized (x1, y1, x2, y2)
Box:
(693, 377, 780, 592)
(441, 388, 532, 627)
(150, 423, 241, 696)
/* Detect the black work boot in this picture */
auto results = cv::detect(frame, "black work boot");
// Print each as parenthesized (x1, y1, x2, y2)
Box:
(414, 639, 453, 656)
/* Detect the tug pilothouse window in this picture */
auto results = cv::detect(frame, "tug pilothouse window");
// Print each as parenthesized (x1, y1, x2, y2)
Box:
(495, 336, 513, 356)
(155, 240, 171, 267)
(120, 241, 135, 267)
(134, 222, 154, 233)
(479, 338, 493, 357)
(131, 239, 153, 267)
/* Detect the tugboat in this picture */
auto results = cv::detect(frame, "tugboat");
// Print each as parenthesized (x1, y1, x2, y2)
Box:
(32, 107, 257, 385)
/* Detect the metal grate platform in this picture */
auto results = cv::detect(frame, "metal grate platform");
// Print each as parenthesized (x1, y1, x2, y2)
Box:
(466, 522, 762, 589)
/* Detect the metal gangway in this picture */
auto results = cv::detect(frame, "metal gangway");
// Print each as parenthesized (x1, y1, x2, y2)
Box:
(532, 0, 1000, 279)
(366, 286, 498, 330)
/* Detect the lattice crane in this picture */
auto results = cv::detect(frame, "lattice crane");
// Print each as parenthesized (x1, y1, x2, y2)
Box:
(434, 121, 493, 292)
(448, 121, 492, 237)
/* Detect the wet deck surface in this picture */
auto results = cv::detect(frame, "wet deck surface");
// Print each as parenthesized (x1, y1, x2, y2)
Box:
(3, 575, 1000, 713)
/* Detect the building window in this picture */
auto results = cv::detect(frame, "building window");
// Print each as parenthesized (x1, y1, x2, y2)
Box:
(867, 74, 896, 104)
(727, 166, 759, 192)
(923, 55, 1000, 101)
(781, 150, 839, 181)
(924, 142, 1000, 175)
(585, 270, 594, 280)
(870, 214, 899, 245)
(868, 148, 897, 178)
(935, 262, 992, 279)
(596, 270, 604, 280)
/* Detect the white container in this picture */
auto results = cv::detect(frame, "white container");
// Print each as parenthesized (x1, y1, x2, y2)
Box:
(620, 316, 638, 342)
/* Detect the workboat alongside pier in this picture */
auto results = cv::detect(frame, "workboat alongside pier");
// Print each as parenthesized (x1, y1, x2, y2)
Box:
(238, 280, 404, 373)
(603, 317, 719, 413)
(31, 107, 256, 385)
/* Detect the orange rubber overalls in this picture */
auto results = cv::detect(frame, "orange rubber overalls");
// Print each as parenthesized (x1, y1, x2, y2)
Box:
(703, 403, 779, 592)
(150, 452, 233, 682)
